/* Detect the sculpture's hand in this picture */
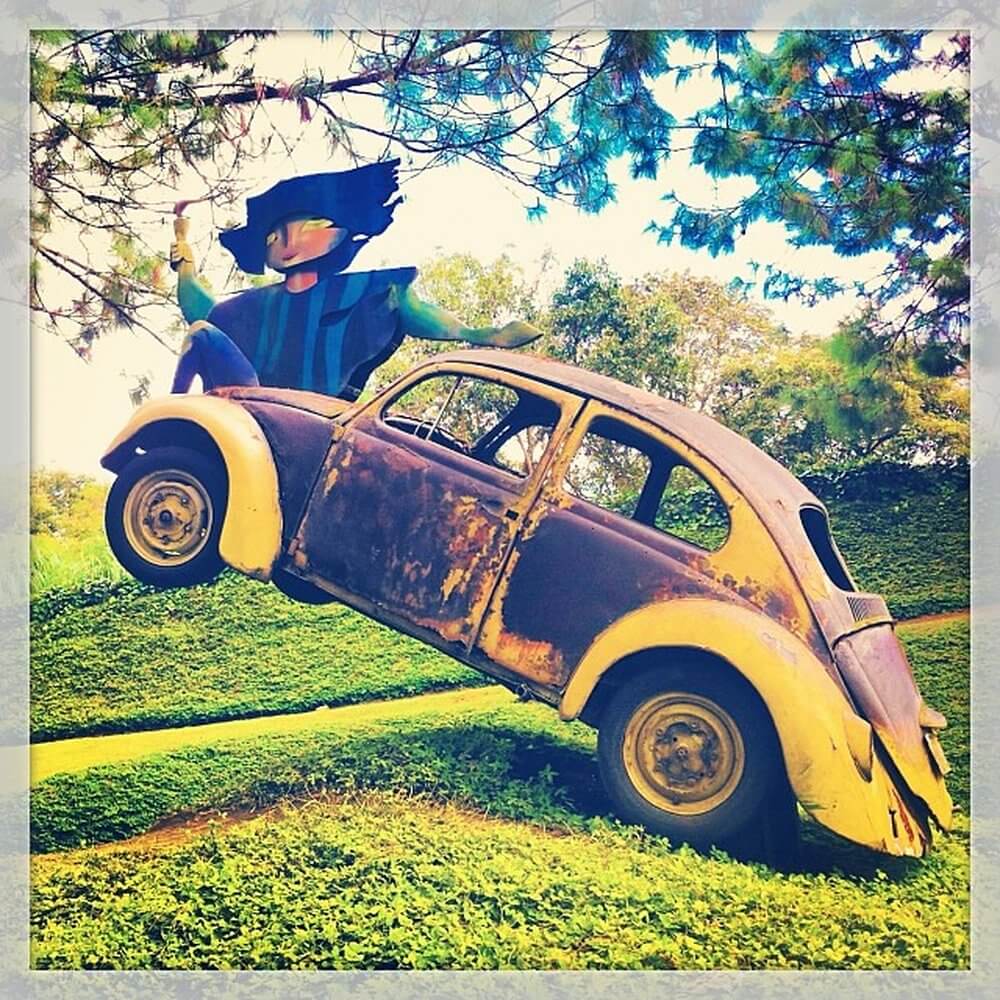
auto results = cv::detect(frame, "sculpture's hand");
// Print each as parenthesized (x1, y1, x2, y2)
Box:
(171, 215, 196, 276)
(169, 240, 195, 273)
(491, 320, 543, 348)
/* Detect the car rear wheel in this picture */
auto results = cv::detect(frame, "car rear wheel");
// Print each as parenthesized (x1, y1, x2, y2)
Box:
(105, 446, 226, 588)
(596, 666, 796, 861)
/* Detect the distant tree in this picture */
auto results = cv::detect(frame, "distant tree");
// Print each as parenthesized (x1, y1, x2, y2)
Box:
(415, 252, 544, 329)
(628, 271, 783, 411)
(545, 258, 685, 400)
(546, 258, 967, 472)
(30, 470, 92, 535)
(715, 324, 969, 472)
(30, 29, 968, 370)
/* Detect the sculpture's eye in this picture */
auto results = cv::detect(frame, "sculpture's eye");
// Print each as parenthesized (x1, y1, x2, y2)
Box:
(265, 230, 280, 247)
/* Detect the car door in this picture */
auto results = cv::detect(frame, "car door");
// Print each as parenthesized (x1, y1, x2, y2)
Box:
(476, 400, 736, 689)
(290, 363, 582, 650)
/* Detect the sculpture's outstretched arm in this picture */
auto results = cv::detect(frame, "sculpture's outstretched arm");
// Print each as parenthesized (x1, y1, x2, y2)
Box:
(397, 283, 541, 349)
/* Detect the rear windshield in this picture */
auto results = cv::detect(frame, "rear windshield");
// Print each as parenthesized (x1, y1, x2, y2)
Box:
(800, 506, 854, 591)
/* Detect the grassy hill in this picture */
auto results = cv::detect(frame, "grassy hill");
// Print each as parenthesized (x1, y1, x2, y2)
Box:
(30, 617, 968, 854)
(30, 793, 969, 970)
(29, 615, 970, 970)
(28, 461, 970, 971)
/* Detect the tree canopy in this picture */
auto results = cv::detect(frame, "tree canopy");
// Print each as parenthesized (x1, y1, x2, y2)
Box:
(544, 259, 968, 473)
(30, 28, 969, 369)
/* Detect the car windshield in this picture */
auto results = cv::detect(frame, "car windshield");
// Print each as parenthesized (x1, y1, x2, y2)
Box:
(383, 372, 560, 477)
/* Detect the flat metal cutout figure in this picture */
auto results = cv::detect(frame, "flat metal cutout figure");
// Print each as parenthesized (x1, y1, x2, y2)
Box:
(170, 160, 540, 399)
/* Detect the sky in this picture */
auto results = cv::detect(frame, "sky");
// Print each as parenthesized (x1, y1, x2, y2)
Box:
(30, 29, 960, 476)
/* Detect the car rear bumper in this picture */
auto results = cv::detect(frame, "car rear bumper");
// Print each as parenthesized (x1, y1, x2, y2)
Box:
(832, 623, 953, 833)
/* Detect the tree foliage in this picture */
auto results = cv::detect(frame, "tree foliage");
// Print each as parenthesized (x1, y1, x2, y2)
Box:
(544, 258, 685, 400)
(714, 321, 969, 473)
(629, 271, 781, 412)
(415, 252, 544, 329)
(30, 29, 968, 367)
(544, 258, 967, 472)
(30, 469, 103, 536)
(648, 31, 970, 372)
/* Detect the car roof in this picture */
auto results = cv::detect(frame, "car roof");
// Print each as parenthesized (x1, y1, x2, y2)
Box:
(423, 349, 823, 518)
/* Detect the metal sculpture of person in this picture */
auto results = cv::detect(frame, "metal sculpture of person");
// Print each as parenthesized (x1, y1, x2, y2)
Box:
(169, 159, 540, 399)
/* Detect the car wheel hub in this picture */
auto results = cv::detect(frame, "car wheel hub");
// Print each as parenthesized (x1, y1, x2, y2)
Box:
(623, 693, 745, 815)
(123, 469, 213, 566)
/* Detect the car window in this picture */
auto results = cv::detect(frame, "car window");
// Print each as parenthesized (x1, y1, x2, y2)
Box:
(563, 415, 729, 550)
(382, 373, 559, 477)
(493, 424, 553, 478)
(564, 422, 652, 518)
(654, 465, 730, 551)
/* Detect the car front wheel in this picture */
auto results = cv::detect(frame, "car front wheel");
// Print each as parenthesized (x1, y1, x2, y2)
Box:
(597, 666, 796, 861)
(105, 446, 226, 587)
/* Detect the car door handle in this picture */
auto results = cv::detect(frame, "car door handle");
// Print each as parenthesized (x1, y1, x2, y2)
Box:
(480, 498, 519, 520)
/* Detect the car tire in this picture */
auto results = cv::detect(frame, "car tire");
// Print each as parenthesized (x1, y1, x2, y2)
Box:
(272, 568, 336, 605)
(596, 665, 795, 859)
(105, 446, 227, 588)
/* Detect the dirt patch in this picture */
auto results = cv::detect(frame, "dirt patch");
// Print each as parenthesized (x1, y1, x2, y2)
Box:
(898, 609, 969, 631)
(32, 790, 579, 862)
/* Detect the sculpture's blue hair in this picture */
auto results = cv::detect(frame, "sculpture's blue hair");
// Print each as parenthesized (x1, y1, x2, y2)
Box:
(219, 159, 404, 274)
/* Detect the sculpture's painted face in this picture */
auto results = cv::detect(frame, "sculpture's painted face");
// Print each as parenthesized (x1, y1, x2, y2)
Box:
(265, 216, 349, 272)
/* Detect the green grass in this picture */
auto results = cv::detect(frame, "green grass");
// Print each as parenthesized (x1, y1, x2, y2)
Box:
(814, 465, 968, 619)
(897, 618, 969, 810)
(30, 572, 488, 742)
(30, 793, 969, 970)
(26, 464, 969, 971)
(28, 616, 969, 970)
(29, 616, 968, 854)
(31, 532, 125, 597)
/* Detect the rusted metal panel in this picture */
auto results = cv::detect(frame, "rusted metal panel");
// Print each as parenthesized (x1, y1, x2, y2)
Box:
(479, 499, 718, 686)
(295, 415, 521, 647)
(212, 384, 352, 420)
(477, 490, 823, 689)
(406, 354, 869, 648)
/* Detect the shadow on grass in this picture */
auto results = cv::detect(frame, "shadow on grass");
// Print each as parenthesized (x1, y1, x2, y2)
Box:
(408, 724, 937, 882)
(452, 726, 934, 880)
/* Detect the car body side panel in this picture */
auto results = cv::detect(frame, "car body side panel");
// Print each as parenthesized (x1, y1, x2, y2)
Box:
(477, 398, 832, 690)
(292, 362, 586, 650)
(100, 395, 283, 580)
(293, 415, 524, 647)
(477, 495, 751, 687)
(560, 599, 932, 856)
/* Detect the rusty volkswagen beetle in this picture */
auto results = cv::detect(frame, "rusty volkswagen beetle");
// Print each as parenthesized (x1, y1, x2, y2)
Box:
(101, 349, 952, 860)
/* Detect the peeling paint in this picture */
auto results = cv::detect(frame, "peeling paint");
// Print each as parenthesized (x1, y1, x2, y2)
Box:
(441, 565, 467, 603)
(295, 415, 521, 651)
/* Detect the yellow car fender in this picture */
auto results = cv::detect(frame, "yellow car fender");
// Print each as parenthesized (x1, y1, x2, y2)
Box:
(101, 395, 282, 581)
(561, 599, 924, 855)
